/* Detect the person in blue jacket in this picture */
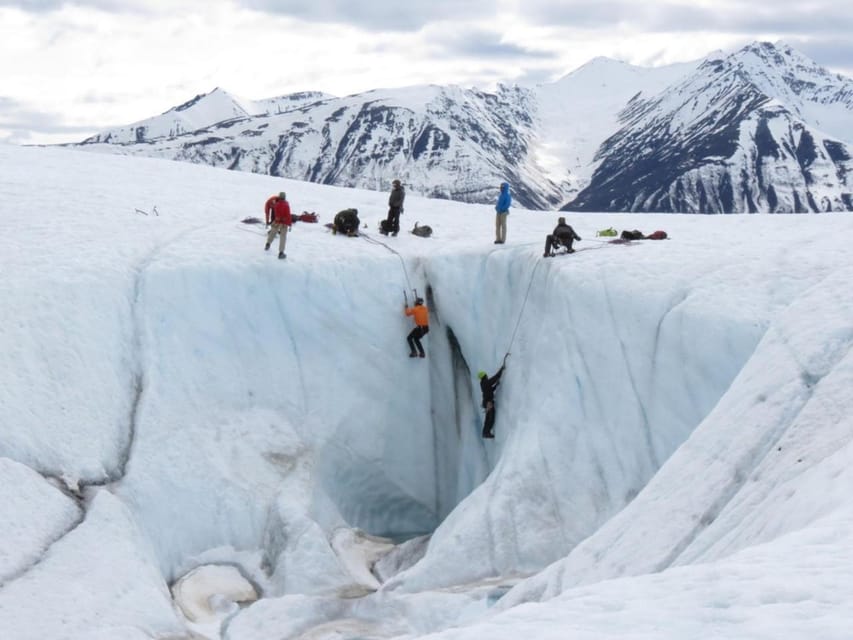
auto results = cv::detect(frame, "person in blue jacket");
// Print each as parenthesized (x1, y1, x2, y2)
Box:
(494, 182, 511, 244)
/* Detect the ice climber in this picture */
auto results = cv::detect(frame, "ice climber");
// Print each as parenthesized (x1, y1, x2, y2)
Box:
(264, 192, 293, 259)
(478, 360, 506, 438)
(404, 297, 429, 358)
(494, 182, 511, 244)
(544, 216, 582, 257)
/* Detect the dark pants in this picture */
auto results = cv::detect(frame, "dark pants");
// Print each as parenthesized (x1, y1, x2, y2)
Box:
(407, 325, 429, 356)
(544, 233, 575, 256)
(385, 207, 401, 235)
(482, 402, 496, 437)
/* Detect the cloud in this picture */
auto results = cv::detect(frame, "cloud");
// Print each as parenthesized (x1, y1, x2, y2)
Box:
(786, 38, 853, 77)
(0, 0, 207, 14)
(237, 0, 491, 32)
(520, 0, 853, 35)
(0, 96, 99, 144)
(428, 27, 558, 61)
(0, 0, 63, 10)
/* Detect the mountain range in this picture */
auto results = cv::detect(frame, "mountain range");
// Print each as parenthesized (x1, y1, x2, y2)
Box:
(70, 41, 853, 213)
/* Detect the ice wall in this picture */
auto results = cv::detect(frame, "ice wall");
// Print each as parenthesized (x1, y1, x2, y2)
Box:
(112, 241, 764, 592)
(386, 248, 765, 590)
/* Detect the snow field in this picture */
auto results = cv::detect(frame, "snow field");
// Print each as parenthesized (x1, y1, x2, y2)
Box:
(1, 144, 852, 638)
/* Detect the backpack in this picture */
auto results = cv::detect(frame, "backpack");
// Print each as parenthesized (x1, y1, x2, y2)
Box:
(620, 229, 645, 241)
(596, 227, 617, 237)
(646, 230, 668, 240)
(411, 222, 432, 238)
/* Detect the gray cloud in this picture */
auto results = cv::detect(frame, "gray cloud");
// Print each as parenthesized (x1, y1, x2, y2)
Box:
(238, 0, 491, 32)
(429, 28, 557, 61)
(520, 0, 853, 34)
(0, 96, 99, 144)
(0, 0, 63, 10)
(787, 38, 853, 77)
(0, 1, 174, 14)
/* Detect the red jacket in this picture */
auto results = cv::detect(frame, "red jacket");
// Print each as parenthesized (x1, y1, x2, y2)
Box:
(266, 198, 292, 225)
(264, 196, 277, 224)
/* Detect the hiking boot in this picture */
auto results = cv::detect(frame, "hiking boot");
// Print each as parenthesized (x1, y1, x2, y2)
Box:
(409, 352, 418, 358)
(264, 243, 270, 251)
(418, 353, 425, 358)
(391, 232, 397, 237)
(278, 252, 286, 259)
(483, 431, 495, 439)
(494, 240, 501, 244)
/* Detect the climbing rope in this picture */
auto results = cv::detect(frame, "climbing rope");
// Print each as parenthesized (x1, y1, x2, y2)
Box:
(359, 231, 413, 293)
(236, 223, 267, 237)
(504, 256, 544, 358)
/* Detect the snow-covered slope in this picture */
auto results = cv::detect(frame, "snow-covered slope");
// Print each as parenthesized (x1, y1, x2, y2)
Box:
(80, 87, 331, 144)
(64, 42, 853, 213)
(1, 144, 851, 639)
(75, 83, 565, 210)
(534, 56, 696, 197)
(566, 42, 853, 212)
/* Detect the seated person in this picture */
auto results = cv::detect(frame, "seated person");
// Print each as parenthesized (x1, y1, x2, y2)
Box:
(544, 217, 581, 257)
(334, 208, 360, 236)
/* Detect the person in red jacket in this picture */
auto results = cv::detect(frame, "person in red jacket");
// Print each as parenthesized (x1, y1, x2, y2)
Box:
(404, 297, 429, 358)
(264, 192, 293, 259)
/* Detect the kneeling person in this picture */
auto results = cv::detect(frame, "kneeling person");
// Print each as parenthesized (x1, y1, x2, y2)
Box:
(334, 208, 360, 236)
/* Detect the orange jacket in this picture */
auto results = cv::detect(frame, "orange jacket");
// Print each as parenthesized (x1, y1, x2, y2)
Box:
(405, 303, 429, 327)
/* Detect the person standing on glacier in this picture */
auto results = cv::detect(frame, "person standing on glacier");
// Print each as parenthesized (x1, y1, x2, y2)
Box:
(494, 182, 511, 244)
(381, 179, 405, 236)
(264, 191, 292, 259)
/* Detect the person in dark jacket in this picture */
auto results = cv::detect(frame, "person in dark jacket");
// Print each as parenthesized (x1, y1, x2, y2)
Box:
(381, 179, 406, 236)
(544, 216, 582, 257)
(404, 297, 429, 358)
(478, 359, 506, 438)
(264, 192, 293, 259)
(334, 208, 360, 236)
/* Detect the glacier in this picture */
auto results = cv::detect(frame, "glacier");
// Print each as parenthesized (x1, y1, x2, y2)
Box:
(0, 144, 851, 639)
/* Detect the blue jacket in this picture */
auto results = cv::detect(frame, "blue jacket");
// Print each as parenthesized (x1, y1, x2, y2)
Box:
(495, 182, 511, 214)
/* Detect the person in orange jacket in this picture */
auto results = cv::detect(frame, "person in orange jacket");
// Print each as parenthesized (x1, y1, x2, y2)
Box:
(264, 192, 293, 259)
(404, 297, 429, 358)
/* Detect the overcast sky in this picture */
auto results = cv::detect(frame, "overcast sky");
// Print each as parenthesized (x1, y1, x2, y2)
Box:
(1, 0, 852, 145)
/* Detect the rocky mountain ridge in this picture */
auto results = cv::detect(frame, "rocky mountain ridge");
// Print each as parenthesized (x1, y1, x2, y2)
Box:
(71, 42, 853, 212)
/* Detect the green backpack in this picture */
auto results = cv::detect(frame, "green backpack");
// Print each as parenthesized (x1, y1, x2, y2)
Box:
(596, 227, 617, 237)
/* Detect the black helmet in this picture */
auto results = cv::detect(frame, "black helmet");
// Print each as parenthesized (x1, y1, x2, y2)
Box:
(415, 297, 424, 305)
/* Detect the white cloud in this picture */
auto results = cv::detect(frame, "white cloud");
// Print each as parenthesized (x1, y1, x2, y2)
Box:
(0, 1, 851, 144)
